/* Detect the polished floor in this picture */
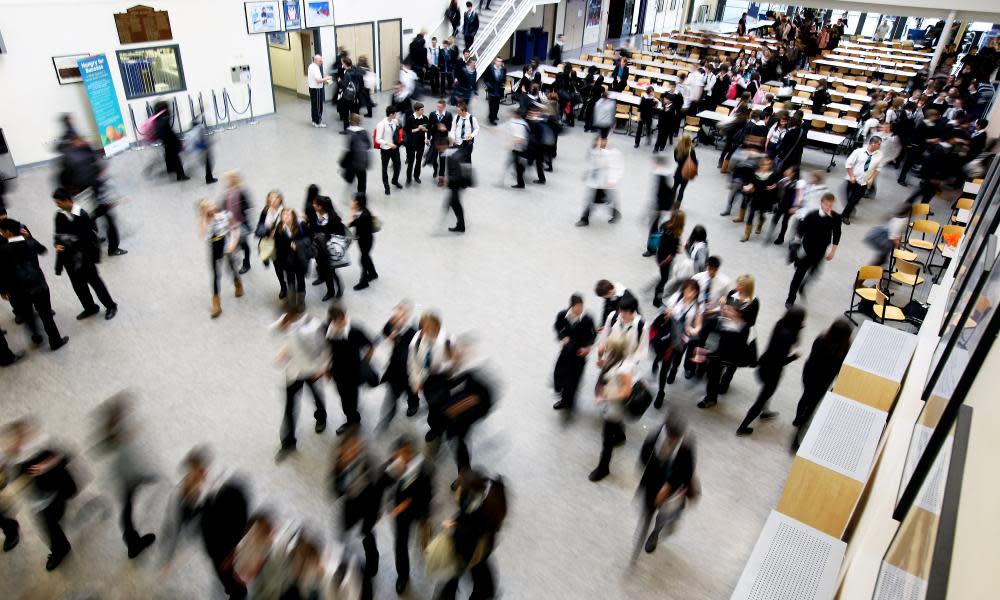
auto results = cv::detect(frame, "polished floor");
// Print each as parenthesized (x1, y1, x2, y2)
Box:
(0, 88, 945, 599)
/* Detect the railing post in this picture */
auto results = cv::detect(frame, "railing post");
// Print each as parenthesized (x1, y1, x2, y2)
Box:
(247, 84, 257, 125)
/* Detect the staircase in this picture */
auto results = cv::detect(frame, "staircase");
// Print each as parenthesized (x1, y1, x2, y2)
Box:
(470, 0, 557, 80)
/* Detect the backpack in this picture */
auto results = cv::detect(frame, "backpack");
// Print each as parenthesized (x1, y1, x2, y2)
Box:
(341, 78, 358, 104)
(481, 476, 508, 533)
(609, 312, 645, 340)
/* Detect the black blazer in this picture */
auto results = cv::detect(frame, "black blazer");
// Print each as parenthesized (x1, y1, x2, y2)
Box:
(550, 43, 563, 66)
(327, 325, 373, 383)
(53, 209, 101, 273)
(482, 66, 507, 97)
(429, 110, 454, 142)
(0, 236, 51, 295)
(463, 11, 480, 36)
(611, 64, 629, 92)
(382, 462, 433, 522)
(200, 479, 250, 562)
(381, 320, 418, 383)
(349, 209, 374, 250)
(554, 309, 597, 353)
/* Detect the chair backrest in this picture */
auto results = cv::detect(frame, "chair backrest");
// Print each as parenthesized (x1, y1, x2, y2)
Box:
(858, 265, 883, 283)
(912, 219, 939, 236)
(796, 90, 810, 98)
(715, 106, 731, 115)
(832, 124, 849, 134)
(955, 197, 974, 211)
(824, 110, 840, 117)
(896, 259, 920, 278)
(811, 118, 826, 130)
(686, 115, 700, 125)
(910, 203, 931, 219)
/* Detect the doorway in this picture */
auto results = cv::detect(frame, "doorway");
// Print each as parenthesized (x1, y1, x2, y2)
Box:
(377, 19, 402, 93)
(608, 0, 626, 41)
(563, 0, 587, 49)
(336, 22, 376, 80)
(268, 31, 314, 97)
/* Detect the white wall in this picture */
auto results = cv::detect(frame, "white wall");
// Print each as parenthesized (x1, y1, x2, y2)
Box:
(0, 0, 279, 166)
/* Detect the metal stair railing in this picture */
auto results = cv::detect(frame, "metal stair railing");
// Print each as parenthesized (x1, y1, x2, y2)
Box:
(469, 0, 533, 79)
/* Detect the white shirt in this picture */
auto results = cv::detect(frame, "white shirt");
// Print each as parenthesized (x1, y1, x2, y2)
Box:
(508, 118, 529, 151)
(375, 117, 399, 149)
(845, 147, 882, 185)
(273, 315, 329, 382)
(400, 67, 418, 96)
(451, 113, 478, 144)
(598, 312, 648, 371)
(407, 331, 452, 389)
(59, 203, 83, 219)
(691, 271, 734, 307)
(308, 63, 324, 89)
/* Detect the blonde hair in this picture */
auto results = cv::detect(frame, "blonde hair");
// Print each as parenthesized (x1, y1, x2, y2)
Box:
(604, 334, 628, 365)
(665, 209, 686, 238)
(676, 135, 693, 157)
(198, 198, 215, 215)
(736, 274, 756, 300)
(419, 311, 441, 332)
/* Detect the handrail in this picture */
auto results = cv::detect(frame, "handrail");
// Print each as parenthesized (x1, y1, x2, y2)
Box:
(468, 0, 519, 60)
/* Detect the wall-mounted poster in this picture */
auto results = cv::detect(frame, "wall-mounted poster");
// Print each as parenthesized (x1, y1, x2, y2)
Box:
(77, 55, 129, 157)
(284, 0, 302, 30)
(52, 54, 90, 84)
(268, 31, 291, 50)
(246, 1, 282, 34)
(304, 0, 334, 28)
(583, 0, 602, 46)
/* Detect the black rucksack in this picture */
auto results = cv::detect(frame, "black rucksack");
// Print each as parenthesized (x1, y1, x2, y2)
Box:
(341, 79, 358, 104)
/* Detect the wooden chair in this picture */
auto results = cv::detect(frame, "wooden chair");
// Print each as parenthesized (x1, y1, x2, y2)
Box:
(715, 106, 731, 115)
(796, 90, 811, 98)
(890, 259, 924, 304)
(614, 106, 633, 135)
(845, 265, 884, 324)
(906, 203, 931, 239)
(832, 124, 849, 135)
(810, 118, 826, 131)
(928, 224, 965, 282)
(906, 219, 940, 264)
(951, 197, 974, 225)
(824, 110, 840, 117)
(873, 289, 907, 326)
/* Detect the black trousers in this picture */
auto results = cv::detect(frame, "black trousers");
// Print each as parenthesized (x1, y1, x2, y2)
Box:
(786, 254, 822, 305)
(358, 241, 377, 282)
(553, 350, 585, 410)
(347, 169, 367, 194)
(381, 149, 401, 190)
(440, 70, 454, 92)
(897, 146, 920, 183)
(580, 188, 616, 222)
(164, 146, 187, 179)
(12, 288, 62, 346)
(842, 181, 867, 220)
(634, 117, 654, 146)
(66, 262, 115, 312)
(426, 66, 441, 94)
(512, 150, 526, 186)
(204, 150, 215, 183)
(597, 420, 625, 472)
(674, 180, 689, 206)
(90, 203, 121, 253)
(344, 496, 380, 580)
(335, 378, 361, 424)
(906, 179, 939, 205)
(310, 88, 325, 124)
(273, 261, 287, 292)
(0, 328, 14, 365)
(464, 34, 475, 49)
(210, 238, 238, 296)
(793, 380, 828, 447)
(0, 509, 18, 540)
(488, 96, 501, 123)
(405, 145, 424, 182)
(281, 378, 328, 448)
(395, 516, 422, 584)
(41, 497, 71, 555)
(771, 208, 793, 241)
(438, 558, 496, 600)
(121, 479, 154, 551)
(653, 260, 673, 303)
(704, 358, 737, 402)
(739, 368, 783, 429)
(447, 187, 465, 230)
(383, 376, 420, 422)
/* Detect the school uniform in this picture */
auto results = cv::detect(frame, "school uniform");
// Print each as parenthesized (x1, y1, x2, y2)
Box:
(327, 320, 374, 429)
(0, 235, 66, 349)
(380, 319, 420, 419)
(635, 94, 659, 147)
(375, 117, 403, 194)
(405, 113, 429, 184)
(408, 329, 453, 438)
(428, 109, 454, 177)
(276, 314, 329, 450)
(552, 308, 597, 411)
(382, 458, 432, 590)
(54, 205, 117, 318)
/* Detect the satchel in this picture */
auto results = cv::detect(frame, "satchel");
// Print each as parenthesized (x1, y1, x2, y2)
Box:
(258, 237, 276, 263)
(371, 215, 383, 233)
(425, 532, 462, 581)
(647, 231, 662, 253)
(739, 339, 759, 368)
(681, 156, 698, 181)
(625, 381, 653, 420)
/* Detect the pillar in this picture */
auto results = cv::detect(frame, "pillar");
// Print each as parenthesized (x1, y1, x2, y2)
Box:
(928, 10, 956, 76)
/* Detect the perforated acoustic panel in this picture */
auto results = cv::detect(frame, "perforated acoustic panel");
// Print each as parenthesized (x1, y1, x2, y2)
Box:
(798, 393, 887, 482)
(732, 511, 845, 600)
(843, 321, 918, 382)
(874, 562, 927, 600)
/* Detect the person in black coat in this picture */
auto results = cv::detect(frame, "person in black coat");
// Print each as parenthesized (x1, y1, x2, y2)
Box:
(441, 140, 472, 233)
(636, 415, 697, 558)
(739, 157, 780, 242)
(700, 279, 759, 408)
(0, 220, 68, 350)
(161, 447, 250, 599)
(337, 59, 364, 133)
(552, 294, 597, 413)
(341, 114, 371, 194)
(256, 191, 286, 298)
(427, 100, 454, 180)
(653, 91, 680, 152)
(482, 57, 507, 125)
(635, 87, 660, 148)
(153, 101, 189, 181)
(550, 34, 565, 66)
(348, 194, 377, 290)
(405, 102, 430, 185)
(446, 0, 461, 37)
(307, 193, 346, 301)
(442, 342, 495, 472)
(408, 32, 427, 80)
(4, 418, 78, 571)
(792, 318, 852, 450)
(438, 469, 502, 600)
(58, 135, 126, 256)
(786, 193, 840, 307)
(381, 435, 433, 595)
(379, 302, 420, 424)
(326, 306, 375, 433)
(52, 188, 118, 320)
(811, 80, 832, 114)
(737, 305, 805, 436)
(774, 114, 808, 172)
(610, 57, 630, 93)
(770, 165, 799, 245)
(275, 208, 312, 309)
(462, 2, 480, 49)
(330, 426, 383, 596)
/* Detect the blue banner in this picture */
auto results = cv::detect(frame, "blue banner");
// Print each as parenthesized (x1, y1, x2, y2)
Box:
(78, 54, 129, 156)
(284, 0, 302, 29)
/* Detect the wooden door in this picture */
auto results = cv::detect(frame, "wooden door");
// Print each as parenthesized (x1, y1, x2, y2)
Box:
(564, 0, 587, 50)
(378, 19, 402, 92)
(335, 22, 375, 72)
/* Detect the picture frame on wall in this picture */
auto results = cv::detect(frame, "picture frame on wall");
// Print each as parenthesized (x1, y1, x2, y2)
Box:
(52, 54, 91, 85)
(283, 0, 302, 30)
(304, 0, 335, 28)
(245, 1, 282, 34)
(268, 31, 291, 50)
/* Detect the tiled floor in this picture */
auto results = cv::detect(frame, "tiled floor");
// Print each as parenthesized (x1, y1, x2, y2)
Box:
(0, 89, 946, 599)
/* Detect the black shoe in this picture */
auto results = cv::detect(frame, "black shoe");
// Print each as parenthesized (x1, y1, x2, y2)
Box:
(575, 219, 589, 227)
(239, 264, 250, 275)
(2, 529, 19, 552)
(76, 307, 100, 320)
(207, 177, 219, 184)
(553, 401, 570, 410)
(275, 445, 296, 462)
(0, 352, 24, 367)
(609, 210, 621, 224)
(322, 291, 336, 301)
(105, 306, 118, 320)
(312, 278, 323, 286)
(425, 429, 441, 442)
(448, 226, 466, 233)
(652, 297, 663, 308)
(642, 250, 655, 257)
(773, 237, 784, 245)
(31, 335, 44, 346)
(613, 433, 626, 448)
(784, 301, 794, 309)
(405, 178, 412, 186)
(644, 532, 659, 553)
(697, 398, 717, 409)
(336, 423, 351, 435)
(841, 217, 851, 225)
(108, 248, 128, 256)
(684, 369, 694, 380)
(385, 187, 391, 195)
(315, 421, 327, 433)
(533, 179, 546, 184)
(588, 467, 610, 482)
(736, 427, 754, 436)
(511, 184, 525, 188)
(405, 406, 419, 417)
(653, 390, 665, 409)
(127, 534, 156, 559)
(278, 288, 287, 300)
(177, 175, 191, 182)
(414, 178, 421, 184)
(369, 273, 379, 281)
(666, 369, 677, 385)
(46, 547, 70, 571)
(760, 411, 779, 420)
(353, 281, 369, 290)
(897, 180, 908, 187)
(396, 578, 409, 594)
(392, 181, 403, 189)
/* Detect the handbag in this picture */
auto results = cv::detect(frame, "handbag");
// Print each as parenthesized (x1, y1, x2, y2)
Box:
(371, 215, 383, 233)
(625, 381, 653, 420)
(739, 339, 759, 368)
(425, 532, 462, 581)
(647, 231, 662, 253)
(360, 359, 380, 387)
(325, 234, 352, 268)
(258, 237, 276, 263)
(681, 155, 698, 181)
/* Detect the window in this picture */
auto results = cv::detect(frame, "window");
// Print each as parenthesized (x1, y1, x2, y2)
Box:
(116, 44, 186, 100)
